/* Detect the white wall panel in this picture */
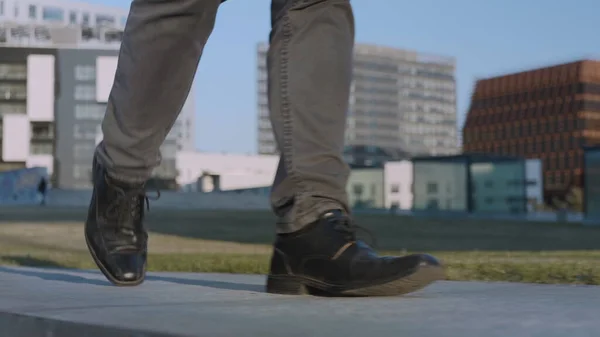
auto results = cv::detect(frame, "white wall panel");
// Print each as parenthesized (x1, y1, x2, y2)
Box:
(2, 114, 30, 162)
(96, 56, 118, 103)
(384, 161, 413, 210)
(27, 55, 55, 122)
(27, 155, 54, 174)
(175, 152, 279, 189)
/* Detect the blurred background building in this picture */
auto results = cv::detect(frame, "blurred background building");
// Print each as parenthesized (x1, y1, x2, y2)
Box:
(0, 0, 196, 189)
(411, 154, 543, 214)
(462, 60, 600, 193)
(256, 43, 459, 157)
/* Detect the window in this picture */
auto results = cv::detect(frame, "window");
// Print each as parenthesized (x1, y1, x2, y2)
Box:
(73, 124, 98, 140)
(0, 64, 26, 80)
(426, 198, 439, 210)
(69, 11, 77, 24)
(484, 180, 494, 188)
(0, 103, 25, 114)
(426, 182, 438, 194)
(353, 183, 364, 196)
(42, 6, 64, 22)
(390, 184, 400, 193)
(82, 13, 90, 25)
(28, 5, 36, 19)
(96, 14, 115, 26)
(0, 1, 3, 16)
(74, 65, 95, 81)
(31, 124, 54, 139)
(74, 104, 105, 120)
(74, 85, 96, 101)
(0, 83, 26, 100)
(30, 142, 53, 155)
(73, 142, 95, 158)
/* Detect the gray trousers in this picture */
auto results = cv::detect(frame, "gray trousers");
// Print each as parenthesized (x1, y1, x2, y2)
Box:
(95, 0, 354, 233)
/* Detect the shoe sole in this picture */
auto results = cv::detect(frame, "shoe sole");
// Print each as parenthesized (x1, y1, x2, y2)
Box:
(266, 264, 445, 297)
(84, 228, 146, 287)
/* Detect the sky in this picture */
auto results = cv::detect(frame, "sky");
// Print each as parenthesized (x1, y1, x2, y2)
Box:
(90, 0, 600, 154)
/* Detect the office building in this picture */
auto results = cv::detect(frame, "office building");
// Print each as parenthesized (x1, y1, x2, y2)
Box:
(0, 0, 196, 189)
(256, 43, 459, 156)
(0, 0, 127, 28)
(462, 60, 600, 189)
(411, 154, 542, 214)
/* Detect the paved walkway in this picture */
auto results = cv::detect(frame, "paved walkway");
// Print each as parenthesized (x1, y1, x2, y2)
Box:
(0, 266, 597, 337)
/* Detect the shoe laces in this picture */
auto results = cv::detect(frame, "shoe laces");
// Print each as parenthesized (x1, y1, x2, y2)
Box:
(104, 180, 160, 232)
(327, 214, 378, 248)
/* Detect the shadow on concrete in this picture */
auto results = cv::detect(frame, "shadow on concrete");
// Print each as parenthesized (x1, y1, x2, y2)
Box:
(0, 257, 110, 287)
(1, 255, 67, 268)
(0, 265, 265, 293)
(146, 275, 265, 293)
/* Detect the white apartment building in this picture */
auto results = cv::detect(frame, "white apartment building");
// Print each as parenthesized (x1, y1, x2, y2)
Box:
(0, 0, 197, 188)
(0, 0, 127, 28)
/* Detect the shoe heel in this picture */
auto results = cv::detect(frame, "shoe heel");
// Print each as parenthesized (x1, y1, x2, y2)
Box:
(266, 275, 307, 295)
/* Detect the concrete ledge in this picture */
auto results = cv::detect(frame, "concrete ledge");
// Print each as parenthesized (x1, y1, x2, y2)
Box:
(1, 267, 598, 337)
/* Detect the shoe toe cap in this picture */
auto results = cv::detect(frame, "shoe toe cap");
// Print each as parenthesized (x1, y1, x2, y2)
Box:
(108, 252, 146, 283)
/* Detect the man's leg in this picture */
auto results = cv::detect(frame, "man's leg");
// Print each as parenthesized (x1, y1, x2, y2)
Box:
(268, 0, 353, 233)
(266, 0, 445, 296)
(86, 0, 221, 286)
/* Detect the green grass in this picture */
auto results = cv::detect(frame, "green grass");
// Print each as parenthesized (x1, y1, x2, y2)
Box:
(1, 251, 599, 285)
(1, 207, 600, 285)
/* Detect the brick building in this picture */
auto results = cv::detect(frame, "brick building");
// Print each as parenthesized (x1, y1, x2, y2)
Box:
(462, 60, 600, 190)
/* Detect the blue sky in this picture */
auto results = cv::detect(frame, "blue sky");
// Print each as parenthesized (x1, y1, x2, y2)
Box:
(91, 0, 600, 153)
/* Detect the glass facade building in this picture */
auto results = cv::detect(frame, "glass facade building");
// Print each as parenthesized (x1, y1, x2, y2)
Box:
(412, 155, 527, 214)
(583, 146, 600, 220)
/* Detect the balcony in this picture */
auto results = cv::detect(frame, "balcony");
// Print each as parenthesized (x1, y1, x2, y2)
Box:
(31, 123, 55, 141)
(0, 84, 26, 101)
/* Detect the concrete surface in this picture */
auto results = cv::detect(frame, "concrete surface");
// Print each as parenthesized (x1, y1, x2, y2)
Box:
(0, 266, 598, 337)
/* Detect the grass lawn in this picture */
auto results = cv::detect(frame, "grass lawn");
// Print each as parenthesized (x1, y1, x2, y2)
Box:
(1, 207, 599, 285)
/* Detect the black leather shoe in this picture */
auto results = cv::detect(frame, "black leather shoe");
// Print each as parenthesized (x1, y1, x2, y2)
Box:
(85, 158, 157, 286)
(266, 210, 445, 296)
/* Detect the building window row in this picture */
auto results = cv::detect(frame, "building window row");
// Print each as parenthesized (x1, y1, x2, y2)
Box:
(472, 83, 600, 109)
(74, 85, 96, 101)
(465, 116, 582, 143)
(74, 104, 105, 120)
(30, 142, 52, 155)
(0, 103, 25, 115)
(467, 137, 582, 157)
(75, 65, 96, 81)
(74, 142, 95, 158)
(468, 99, 598, 126)
(0, 63, 26, 80)
(0, 83, 26, 100)
(23, 4, 126, 27)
